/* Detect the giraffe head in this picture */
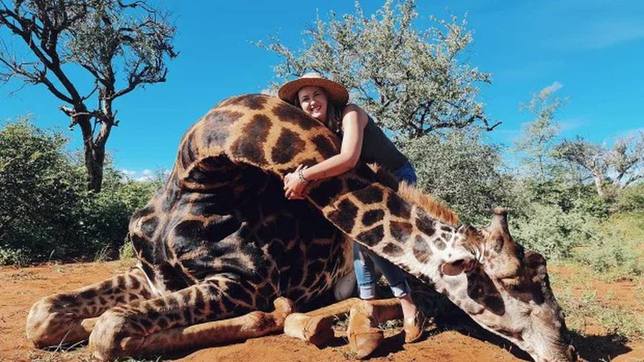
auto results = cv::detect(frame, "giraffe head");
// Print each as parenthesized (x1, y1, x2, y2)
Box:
(438, 208, 576, 362)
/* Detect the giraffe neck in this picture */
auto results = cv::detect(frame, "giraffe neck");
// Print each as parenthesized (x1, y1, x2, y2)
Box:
(304, 169, 466, 288)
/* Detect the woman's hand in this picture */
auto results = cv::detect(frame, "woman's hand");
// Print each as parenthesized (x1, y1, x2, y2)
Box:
(283, 165, 309, 200)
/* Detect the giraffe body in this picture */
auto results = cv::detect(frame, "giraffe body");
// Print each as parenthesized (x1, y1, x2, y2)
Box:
(27, 94, 576, 361)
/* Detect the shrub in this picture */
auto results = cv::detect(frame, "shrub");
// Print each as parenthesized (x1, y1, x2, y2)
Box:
(0, 119, 160, 264)
(507, 178, 605, 259)
(573, 211, 643, 279)
(510, 202, 597, 259)
(0, 119, 85, 263)
(614, 183, 644, 213)
(399, 130, 511, 224)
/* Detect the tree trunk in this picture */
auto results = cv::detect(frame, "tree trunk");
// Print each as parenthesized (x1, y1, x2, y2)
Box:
(592, 172, 605, 200)
(85, 144, 105, 193)
(75, 112, 105, 193)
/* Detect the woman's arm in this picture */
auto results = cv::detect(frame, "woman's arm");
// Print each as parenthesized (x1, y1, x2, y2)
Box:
(283, 104, 368, 199)
(303, 104, 368, 180)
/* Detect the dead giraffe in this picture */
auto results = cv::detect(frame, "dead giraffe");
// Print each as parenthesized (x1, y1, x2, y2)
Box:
(26, 94, 577, 361)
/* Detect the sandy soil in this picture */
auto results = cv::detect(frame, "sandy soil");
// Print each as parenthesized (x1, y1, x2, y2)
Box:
(0, 261, 642, 362)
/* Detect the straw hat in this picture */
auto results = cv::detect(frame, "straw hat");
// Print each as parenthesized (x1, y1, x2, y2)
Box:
(278, 72, 349, 106)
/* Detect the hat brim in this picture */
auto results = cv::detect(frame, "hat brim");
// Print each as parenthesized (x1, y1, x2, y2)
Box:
(278, 77, 349, 106)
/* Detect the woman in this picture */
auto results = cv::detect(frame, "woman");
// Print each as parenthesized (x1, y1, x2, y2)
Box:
(278, 73, 425, 345)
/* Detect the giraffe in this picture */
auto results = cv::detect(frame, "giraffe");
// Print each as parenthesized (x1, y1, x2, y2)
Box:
(26, 94, 577, 361)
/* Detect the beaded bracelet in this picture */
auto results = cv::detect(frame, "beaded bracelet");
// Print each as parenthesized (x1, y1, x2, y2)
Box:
(297, 168, 310, 184)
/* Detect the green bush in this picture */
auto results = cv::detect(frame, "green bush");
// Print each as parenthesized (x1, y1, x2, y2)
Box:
(573, 211, 643, 279)
(74, 170, 163, 259)
(0, 119, 84, 263)
(399, 130, 511, 224)
(614, 183, 644, 213)
(507, 178, 605, 259)
(0, 119, 160, 265)
(511, 202, 598, 259)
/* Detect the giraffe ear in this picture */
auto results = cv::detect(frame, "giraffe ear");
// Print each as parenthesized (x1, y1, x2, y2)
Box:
(440, 258, 476, 276)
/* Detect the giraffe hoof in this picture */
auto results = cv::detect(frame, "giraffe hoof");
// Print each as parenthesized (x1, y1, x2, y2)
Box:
(26, 297, 88, 348)
(284, 313, 335, 347)
(347, 305, 383, 359)
(304, 315, 335, 347)
(89, 310, 133, 361)
(273, 297, 295, 321)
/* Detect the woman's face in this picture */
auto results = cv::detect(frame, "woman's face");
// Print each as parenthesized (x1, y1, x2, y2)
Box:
(297, 86, 328, 122)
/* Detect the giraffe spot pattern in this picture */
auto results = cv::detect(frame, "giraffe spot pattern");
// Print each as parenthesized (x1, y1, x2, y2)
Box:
(413, 235, 432, 263)
(415, 212, 436, 236)
(390, 221, 413, 244)
(272, 128, 306, 164)
(466, 271, 506, 316)
(356, 225, 385, 247)
(180, 131, 197, 170)
(346, 177, 370, 193)
(129, 274, 141, 289)
(382, 242, 404, 257)
(140, 217, 159, 239)
(202, 110, 243, 148)
(327, 199, 359, 233)
(159, 262, 191, 291)
(80, 289, 97, 300)
(272, 102, 318, 130)
(386, 193, 411, 219)
(308, 178, 343, 207)
(353, 185, 384, 204)
(361, 209, 384, 227)
(238, 94, 268, 110)
(312, 134, 339, 159)
(433, 238, 446, 250)
(230, 114, 272, 165)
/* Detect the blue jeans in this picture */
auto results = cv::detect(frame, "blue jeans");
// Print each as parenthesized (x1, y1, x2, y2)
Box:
(353, 161, 417, 299)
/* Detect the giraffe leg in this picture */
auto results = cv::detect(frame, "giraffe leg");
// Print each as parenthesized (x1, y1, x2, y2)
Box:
(283, 297, 402, 352)
(88, 275, 290, 361)
(26, 268, 152, 348)
(346, 298, 402, 359)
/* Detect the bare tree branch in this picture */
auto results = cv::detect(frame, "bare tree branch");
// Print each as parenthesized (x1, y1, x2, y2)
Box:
(1, 0, 176, 191)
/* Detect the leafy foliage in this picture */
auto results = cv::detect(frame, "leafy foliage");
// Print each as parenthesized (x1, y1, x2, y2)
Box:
(0, 0, 177, 191)
(614, 182, 644, 212)
(554, 133, 644, 200)
(0, 119, 160, 265)
(261, 0, 497, 136)
(262, 0, 509, 225)
(399, 130, 510, 224)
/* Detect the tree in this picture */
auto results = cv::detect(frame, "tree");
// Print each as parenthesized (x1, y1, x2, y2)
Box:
(260, 0, 498, 138)
(399, 130, 510, 223)
(0, 0, 176, 191)
(555, 132, 643, 199)
(261, 0, 508, 221)
(0, 117, 83, 263)
(0, 118, 162, 265)
(514, 83, 565, 182)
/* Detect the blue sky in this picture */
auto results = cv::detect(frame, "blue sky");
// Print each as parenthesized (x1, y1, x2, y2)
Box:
(1, 0, 643, 179)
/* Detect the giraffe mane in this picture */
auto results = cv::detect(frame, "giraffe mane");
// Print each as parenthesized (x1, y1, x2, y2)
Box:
(397, 182, 460, 226)
(368, 163, 460, 226)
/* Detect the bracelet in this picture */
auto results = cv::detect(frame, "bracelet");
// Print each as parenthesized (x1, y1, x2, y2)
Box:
(297, 168, 310, 184)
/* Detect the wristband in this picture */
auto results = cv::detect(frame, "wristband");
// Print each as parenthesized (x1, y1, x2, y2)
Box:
(297, 168, 310, 184)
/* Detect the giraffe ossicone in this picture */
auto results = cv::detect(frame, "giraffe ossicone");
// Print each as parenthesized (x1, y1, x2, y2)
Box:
(26, 94, 578, 361)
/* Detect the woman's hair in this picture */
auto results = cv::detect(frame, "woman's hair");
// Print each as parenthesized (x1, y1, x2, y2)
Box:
(295, 88, 344, 135)
(325, 99, 344, 135)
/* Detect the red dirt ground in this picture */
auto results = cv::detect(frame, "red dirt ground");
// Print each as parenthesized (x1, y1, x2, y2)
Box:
(0, 261, 642, 362)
